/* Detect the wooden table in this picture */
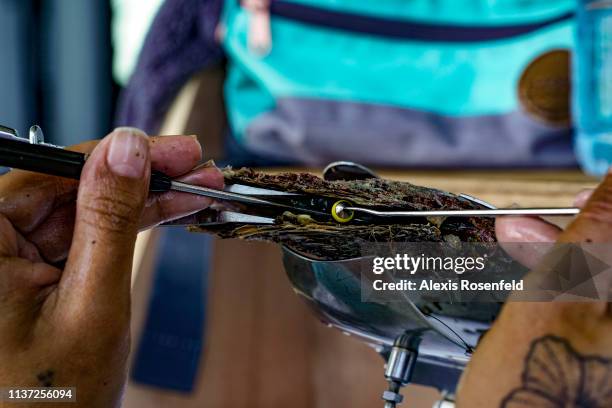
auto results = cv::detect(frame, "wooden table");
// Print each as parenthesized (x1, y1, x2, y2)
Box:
(384, 169, 596, 207)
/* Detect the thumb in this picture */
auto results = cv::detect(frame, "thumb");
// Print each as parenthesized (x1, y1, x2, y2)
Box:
(559, 169, 612, 243)
(59, 128, 150, 320)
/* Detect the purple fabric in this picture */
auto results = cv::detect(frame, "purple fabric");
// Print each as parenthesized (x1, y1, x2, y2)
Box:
(116, 0, 224, 134)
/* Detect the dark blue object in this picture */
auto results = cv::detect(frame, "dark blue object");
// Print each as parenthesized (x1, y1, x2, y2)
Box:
(270, 1, 574, 42)
(131, 228, 211, 392)
(117, 0, 225, 134)
(0, 0, 113, 145)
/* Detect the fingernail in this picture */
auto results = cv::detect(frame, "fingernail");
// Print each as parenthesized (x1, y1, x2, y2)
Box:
(107, 127, 149, 178)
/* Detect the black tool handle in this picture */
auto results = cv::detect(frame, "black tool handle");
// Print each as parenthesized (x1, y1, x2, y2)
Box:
(0, 138, 172, 192)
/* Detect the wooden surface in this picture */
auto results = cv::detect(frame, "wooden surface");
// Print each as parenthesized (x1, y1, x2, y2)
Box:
(378, 169, 597, 208)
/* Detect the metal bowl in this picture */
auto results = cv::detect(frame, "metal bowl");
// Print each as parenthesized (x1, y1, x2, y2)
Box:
(280, 162, 503, 397)
(281, 246, 501, 393)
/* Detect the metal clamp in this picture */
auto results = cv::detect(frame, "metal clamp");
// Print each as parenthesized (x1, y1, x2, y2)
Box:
(0, 124, 59, 148)
(382, 332, 422, 408)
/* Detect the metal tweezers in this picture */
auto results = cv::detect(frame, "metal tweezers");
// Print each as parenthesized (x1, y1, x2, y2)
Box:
(0, 124, 581, 226)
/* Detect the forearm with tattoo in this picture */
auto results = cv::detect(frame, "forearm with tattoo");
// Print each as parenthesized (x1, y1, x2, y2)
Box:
(501, 335, 612, 407)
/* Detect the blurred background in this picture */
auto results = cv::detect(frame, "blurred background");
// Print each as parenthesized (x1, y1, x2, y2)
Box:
(0, 1, 608, 407)
(1, 0, 589, 170)
(0, 0, 162, 144)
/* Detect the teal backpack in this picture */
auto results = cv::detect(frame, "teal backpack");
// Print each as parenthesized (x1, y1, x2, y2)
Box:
(219, 0, 576, 167)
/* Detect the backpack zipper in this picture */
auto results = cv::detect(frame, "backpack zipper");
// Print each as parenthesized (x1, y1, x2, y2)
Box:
(242, 0, 574, 54)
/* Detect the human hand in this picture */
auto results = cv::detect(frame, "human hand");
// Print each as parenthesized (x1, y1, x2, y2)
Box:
(0, 128, 223, 263)
(457, 171, 612, 407)
(0, 128, 223, 407)
(495, 181, 600, 269)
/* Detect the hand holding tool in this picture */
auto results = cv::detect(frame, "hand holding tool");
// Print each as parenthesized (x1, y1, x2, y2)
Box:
(0, 125, 581, 226)
(0, 125, 330, 222)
